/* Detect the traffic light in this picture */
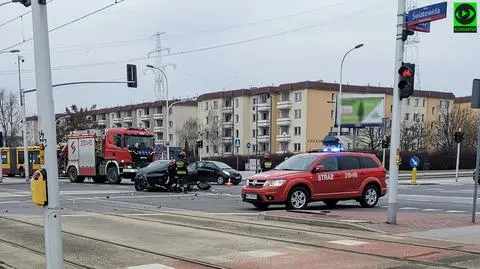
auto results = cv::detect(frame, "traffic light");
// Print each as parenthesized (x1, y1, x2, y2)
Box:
(402, 29, 415, 41)
(196, 139, 203, 148)
(398, 62, 415, 99)
(12, 0, 31, 7)
(381, 136, 390, 149)
(454, 131, 465, 143)
(0, 132, 4, 147)
(127, 64, 137, 88)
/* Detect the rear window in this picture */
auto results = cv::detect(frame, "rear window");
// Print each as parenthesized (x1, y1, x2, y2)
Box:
(338, 156, 360, 170)
(359, 156, 379, 169)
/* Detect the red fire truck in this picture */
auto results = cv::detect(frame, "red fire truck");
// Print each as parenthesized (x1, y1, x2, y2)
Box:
(65, 127, 155, 184)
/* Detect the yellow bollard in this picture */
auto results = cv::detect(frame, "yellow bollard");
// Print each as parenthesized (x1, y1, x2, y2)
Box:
(411, 167, 417, 184)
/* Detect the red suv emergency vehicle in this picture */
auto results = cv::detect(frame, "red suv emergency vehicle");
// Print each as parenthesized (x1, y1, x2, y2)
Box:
(242, 152, 387, 210)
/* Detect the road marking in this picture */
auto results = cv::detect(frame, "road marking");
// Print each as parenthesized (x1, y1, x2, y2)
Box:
(422, 209, 442, 212)
(0, 200, 23, 204)
(446, 210, 466, 213)
(399, 207, 420, 210)
(329, 239, 367, 246)
(127, 264, 174, 269)
(242, 250, 283, 258)
(404, 198, 433, 202)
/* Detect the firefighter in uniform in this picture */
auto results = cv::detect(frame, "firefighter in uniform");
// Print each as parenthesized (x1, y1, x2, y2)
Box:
(174, 151, 189, 192)
(260, 152, 273, 172)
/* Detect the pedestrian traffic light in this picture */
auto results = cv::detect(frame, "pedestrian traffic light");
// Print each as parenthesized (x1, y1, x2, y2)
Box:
(127, 64, 137, 88)
(381, 135, 391, 149)
(402, 29, 415, 41)
(398, 63, 415, 99)
(454, 131, 465, 143)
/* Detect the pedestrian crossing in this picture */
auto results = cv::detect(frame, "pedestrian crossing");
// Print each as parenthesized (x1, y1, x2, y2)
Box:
(380, 205, 468, 214)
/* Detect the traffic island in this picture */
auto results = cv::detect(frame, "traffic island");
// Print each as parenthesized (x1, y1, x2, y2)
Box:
(259, 209, 479, 234)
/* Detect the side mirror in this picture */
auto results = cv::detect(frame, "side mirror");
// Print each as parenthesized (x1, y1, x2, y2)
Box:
(313, 165, 325, 173)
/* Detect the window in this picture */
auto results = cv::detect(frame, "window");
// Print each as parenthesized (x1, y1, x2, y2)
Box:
(294, 109, 301, 119)
(252, 114, 256, 122)
(205, 102, 209, 110)
(169, 121, 173, 128)
(18, 152, 24, 164)
(330, 110, 334, 119)
(169, 107, 173, 115)
(338, 156, 360, 170)
(294, 126, 301, 136)
(404, 113, 409, 121)
(214, 116, 218, 123)
(280, 126, 289, 135)
(235, 99, 239, 108)
(213, 101, 218, 109)
(422, 99, 426, 107)
(204, 162, 216, 169)
(407, 98, 410, 106)
(281, 92, 290, 101)
(116, 112, 121, 118)
(432, 107, 436, 115)
(143, 121, 149, 128)
(156, 120, 163, 126)
(126, 111, 132, 117)
(224, 144, 232, 153)
(320, 157, 338, 171)
(359, 157, 379, 169)
(156, 133, 163, 140)
(415, 98, 419, 107)
(169, 134, 173, 141)
(280, 142, 288, 152)
(213, 145, 218, 153)
(235, 130, 239, 138)
(206, 146, 209, 153)
(294, 92, 302, 102)
(252, 130, 256, 138)
(206, 117, 209, 124)
(294, 143, 301, 152)
(274, 154, 318, 171)
(390, 105, 393, 113)
(331, 93, 335, 101)
(413, 113, 418, 121)
(126, 122, 133, 128)
(262, 112, 268, 120)
(144, 108, 149, 115)
(235, 114, 239, 123)
(262, 128, 268, 136)
(421, 114, 424, 121)
(280, 110, 289, 118)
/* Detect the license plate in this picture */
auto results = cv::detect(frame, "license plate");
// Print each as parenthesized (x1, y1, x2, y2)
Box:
(245, 194, 257, 200)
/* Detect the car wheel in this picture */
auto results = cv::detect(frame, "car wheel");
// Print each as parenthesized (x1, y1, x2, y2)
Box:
(252, 202, 269, 210)
(106, 167, 122, 184)
(324, 199, 339, 208)
(286, 186, 309, 210)
(359, 184, 379, 208)
(134, 181, 143, 191)
(217, 176, 225, 185)
(68, 167, 85, 183)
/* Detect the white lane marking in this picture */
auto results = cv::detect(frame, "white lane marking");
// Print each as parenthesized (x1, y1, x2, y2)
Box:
(404, 198, 433, 202)
(425, 188, 445, 191)
(398, 194, 473, 204)
(422, 209, 442, 212)
(399, 207, 420, 210)
(127, 264, 175, 269)
(0, 200, 23, 204)
(446, 210, 466, 213)
(329, 239, 367, 246)
(242, 250, 283, 258)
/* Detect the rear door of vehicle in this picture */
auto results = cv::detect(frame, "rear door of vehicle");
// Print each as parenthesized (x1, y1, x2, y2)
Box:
(358, 156, 383, 188)
(337, 155, 361, 193)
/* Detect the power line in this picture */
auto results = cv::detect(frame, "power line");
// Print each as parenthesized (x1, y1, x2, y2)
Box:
(0, 0, 128, 53)
(0, 0, 56, 29)
(0, 0, 389, 76)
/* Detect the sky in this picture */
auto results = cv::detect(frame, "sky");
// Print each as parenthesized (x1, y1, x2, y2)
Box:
(0, 0, 478, 117)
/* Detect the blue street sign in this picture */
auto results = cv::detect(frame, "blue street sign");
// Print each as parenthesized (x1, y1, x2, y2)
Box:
(408, 21, 431, 33)
(246, 142, 251, 149)
(407, 2, 447, 27)
(234, 138, 241, 148)
(409, 156, 420, 168)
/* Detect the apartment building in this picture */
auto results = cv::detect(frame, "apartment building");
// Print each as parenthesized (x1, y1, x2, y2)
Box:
(25, 100, 198, 147)
(197, 81, 456, 158)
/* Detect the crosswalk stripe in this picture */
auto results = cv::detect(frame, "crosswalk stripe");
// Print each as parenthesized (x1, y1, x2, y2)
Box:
(446, 210, 466, 213)
(422, 209, 442, 212)
(399, 207, 420, 210)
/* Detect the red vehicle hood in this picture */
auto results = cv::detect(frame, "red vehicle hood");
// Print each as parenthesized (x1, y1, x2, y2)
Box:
(248, 170, 306, 180)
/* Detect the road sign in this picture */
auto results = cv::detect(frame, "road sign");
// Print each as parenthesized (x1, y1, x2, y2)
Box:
(246, 142, 251, 149)
(328, 131, 350, 136)
(234, 138, 240, 148)
(409, 156, 420, 168)
(454, 2, 477, 33)
(407, 21, 431, 33)
(407, 2, 448, 27)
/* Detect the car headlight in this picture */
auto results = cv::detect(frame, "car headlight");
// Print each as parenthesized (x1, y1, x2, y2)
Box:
(264, 179, 286, 187)
(223, 170, 231, 176)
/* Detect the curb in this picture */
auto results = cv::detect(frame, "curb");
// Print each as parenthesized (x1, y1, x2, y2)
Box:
(258, 212, 381, 233)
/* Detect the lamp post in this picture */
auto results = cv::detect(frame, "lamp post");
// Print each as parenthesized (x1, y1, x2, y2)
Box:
(337, 44, 364, 141)
(17, 54, 30, 183)
(146, 65, 169, 159)
(282, 132, 287, 157)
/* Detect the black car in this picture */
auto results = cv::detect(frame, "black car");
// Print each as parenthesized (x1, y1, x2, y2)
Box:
(189, 161, 242, 185)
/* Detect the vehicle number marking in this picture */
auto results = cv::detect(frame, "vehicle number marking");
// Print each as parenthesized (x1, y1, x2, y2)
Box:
(345, 172, 358, 179)
(246, 194, 257, 200)
(80, 139, 93, 146)
(318, 174, 334, 181)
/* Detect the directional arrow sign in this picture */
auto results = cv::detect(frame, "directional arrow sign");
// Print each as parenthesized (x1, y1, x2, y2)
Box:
(409, 156, 420, 168)
(407, 2, 448, 27)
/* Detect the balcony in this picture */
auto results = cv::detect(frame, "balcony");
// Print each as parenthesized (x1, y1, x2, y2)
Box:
(153, 126, 164, 133)
(257, 135, 270, 143)
(155, 139, 164, 145)
(140, 114, 151, 122)
(277, 100, 292, 110)
(222, 121, 234, 128)
(153, 113, 163, 120)
(276, 118, 292, 126)
(222, 136, 233, 143)
(257, 119, 270, 127)
(123, 116, 133, 123)
(222, 106, 233, 113)
(256, 102, 270, 112)
(97, 119, 106, 126)
(112, 118, 122, 124)
(276, 134, 291, 142)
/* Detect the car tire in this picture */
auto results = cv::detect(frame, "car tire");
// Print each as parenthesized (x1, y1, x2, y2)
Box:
(252, 202, 269, 210)
(359, 184, 380, 208)
(106, 166, 122, 184)
(68, 167, 85, 183)
(324, 199, 339, 208)
(217, 176, 225, 185)
(286, 186, 309, 210)
(134, 181, 143, 191)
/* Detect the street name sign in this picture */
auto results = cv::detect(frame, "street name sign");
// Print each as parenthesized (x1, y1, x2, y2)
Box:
(407, 2, 447, 27)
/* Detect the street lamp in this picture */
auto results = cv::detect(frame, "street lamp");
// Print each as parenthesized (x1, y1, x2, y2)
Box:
(0, 49, 20, 55)
(337, 44, 364, 141)
(282, 132, 287, 156)
(146, 64, 170, 159)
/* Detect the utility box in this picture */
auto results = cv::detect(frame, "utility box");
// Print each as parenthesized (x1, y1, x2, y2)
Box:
(31, 168, 48, 206)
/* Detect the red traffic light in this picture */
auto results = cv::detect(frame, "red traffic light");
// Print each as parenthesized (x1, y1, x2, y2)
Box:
(398, 66, 413, 78)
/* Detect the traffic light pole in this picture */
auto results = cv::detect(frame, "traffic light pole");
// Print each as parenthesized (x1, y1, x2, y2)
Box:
(387, 0, 406, 225)
(455, 128, 462, 183)
(31, 1, 64, 268)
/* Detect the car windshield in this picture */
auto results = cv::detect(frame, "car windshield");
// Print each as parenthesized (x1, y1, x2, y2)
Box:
(213, 162, 232, 169)
(274, 154, 318, 171)
(125, 135, 153, 149)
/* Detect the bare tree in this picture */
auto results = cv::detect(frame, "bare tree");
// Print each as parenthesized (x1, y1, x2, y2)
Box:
(356, 127, 384, 151)
(176, 117, 199, 157)
(56, 104, 98, 143)
(434, 106, 476, 153)
(203, 109, 221, 156)
(400, 121, 435, 152)
(0, 89, 22, 146)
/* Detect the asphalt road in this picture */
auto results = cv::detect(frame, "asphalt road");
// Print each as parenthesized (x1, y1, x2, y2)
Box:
(0, 175, 479, 216)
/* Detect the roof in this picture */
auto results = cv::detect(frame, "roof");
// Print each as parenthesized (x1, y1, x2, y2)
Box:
(197, 80, 456, 101)
(455, 96, 471, 103)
